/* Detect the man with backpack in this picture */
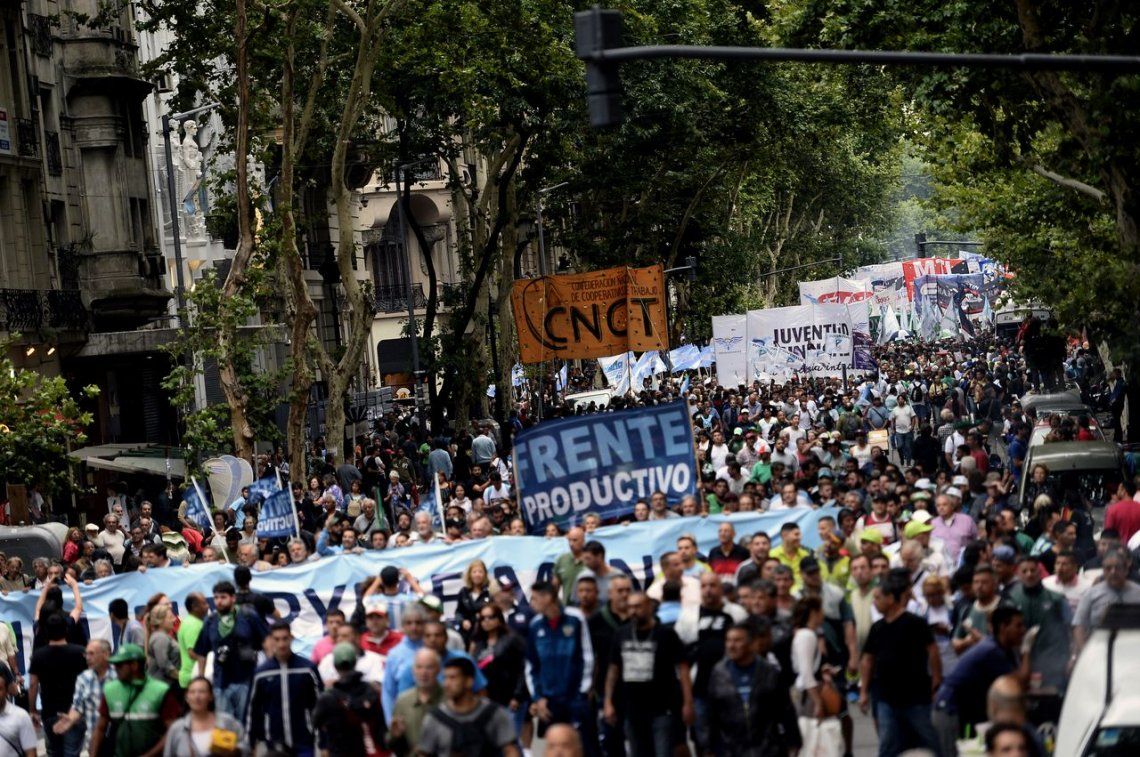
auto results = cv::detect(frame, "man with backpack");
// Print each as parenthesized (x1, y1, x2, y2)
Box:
(417, 657, 519, 756)
(313, 642, 387, 756)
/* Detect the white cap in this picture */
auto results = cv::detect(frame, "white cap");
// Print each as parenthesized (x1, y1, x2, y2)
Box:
(910, 509, 934, 524)
(915, 478, 936, 492)
(945, 486, 963, 499)
(952, 475, 969, 487)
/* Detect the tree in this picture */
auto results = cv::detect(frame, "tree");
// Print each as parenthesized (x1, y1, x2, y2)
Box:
(0, 341, 98, 499)
(785, 0, 1140, 434)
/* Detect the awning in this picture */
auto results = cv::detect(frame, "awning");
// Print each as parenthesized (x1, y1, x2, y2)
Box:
(70, 444, 188, 479)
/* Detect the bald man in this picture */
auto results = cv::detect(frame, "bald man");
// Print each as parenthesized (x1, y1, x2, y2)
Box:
(544, 723, 584, 757)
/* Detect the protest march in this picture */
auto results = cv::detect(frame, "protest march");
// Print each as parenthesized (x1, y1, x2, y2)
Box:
(2, 256, 1136, 757)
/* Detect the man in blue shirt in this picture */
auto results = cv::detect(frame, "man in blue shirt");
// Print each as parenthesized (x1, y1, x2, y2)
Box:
(525, 581, 596, 748)
(932, 606, 1027, 757)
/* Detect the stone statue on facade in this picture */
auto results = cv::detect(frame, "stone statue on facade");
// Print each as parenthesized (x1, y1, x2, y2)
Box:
(172, 119, 206, 238)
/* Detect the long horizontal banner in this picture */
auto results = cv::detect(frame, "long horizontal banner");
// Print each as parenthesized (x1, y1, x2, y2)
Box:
(513, 401, 697, 533)
(0, 509, 836, 669)
(512, 264, 668, 364)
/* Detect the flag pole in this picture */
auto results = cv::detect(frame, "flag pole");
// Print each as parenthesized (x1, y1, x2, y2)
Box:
(278, 468, 302, 538)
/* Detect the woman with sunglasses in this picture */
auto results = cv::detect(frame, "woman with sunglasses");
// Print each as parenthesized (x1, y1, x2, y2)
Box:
(470, 605, 528, 716)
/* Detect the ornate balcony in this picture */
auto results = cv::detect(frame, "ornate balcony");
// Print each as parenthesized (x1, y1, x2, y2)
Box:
(372, 283, 428, 313)
(0, 288, 89, 332)
(15, 118, 38, 158)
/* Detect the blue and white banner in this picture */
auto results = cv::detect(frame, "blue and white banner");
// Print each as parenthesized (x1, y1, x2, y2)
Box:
(258, 489, 298, 539)
(0, 508, 836, 667)
(513, 401, 697, 534)
(184, 477, 213, 533)
(598, 351, 634, 395)
(697, 345, 715, 368)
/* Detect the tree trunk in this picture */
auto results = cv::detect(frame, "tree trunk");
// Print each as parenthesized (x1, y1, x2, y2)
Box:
(216, 0, 256, 463)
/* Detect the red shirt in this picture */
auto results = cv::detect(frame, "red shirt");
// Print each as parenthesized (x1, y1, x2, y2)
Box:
(970, 450, 989, 473)
(1105, 498, 1140, 545)
(361, 629, 404, 658)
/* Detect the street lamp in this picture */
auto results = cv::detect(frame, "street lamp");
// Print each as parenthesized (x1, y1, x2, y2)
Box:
(533, 182, 569, 422)
(394, 157, 439, 421)
(162, 101, 220, 327)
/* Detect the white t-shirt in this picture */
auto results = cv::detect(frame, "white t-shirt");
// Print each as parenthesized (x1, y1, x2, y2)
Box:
(890, 405, 917, 434)
(317, 648, 387, 688)
(0, 702, 37, 754)
(709, 443, 730, 471)
(1043, 573, 1093, 614)
(484, 483, 511, 502)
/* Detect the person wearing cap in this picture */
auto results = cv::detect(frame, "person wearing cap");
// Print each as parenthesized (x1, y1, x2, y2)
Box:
(247, 621, 322, 755)
(317, 622, 386, 689)
(312, 642, 387, 755)
(87, 643, 180, 757)
(858, 528, 885, 562)
(361, 598, 405, 658)
(525, 581, 596, 744)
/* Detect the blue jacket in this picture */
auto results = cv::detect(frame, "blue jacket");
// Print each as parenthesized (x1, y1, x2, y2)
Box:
(525, 607, 593, 701)
(246, 653, 323, 749)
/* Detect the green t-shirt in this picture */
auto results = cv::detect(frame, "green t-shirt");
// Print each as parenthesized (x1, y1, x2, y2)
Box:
(176, 613, 204, 688)
(705, 494, 723, 515)
(750, 461, 772, 485)
(554, 552, 585, 603)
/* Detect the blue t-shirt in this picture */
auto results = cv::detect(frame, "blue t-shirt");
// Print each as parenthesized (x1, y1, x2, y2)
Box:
(728, 659, 757, 707)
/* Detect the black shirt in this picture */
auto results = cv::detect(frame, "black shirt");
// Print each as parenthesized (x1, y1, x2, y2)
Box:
(610, 621, 685, 718)
(29, 643, 88, 718)
(690, 606, 735, 697)
(863, 611, 935, 706)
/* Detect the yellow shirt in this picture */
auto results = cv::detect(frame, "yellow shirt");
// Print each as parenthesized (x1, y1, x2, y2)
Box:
(775, 545, 811, 589)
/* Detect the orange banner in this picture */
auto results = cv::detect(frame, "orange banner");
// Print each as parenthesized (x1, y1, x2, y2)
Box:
(512, 264, 669, 364)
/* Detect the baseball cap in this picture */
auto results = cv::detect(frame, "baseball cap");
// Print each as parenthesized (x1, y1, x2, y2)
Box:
(733, 427, 743, 436)
(915, 478, 936, 492)
(911, 491, 932, 503)
(419, 595, 444, 615)
(364, 597, 388, 616)
(497, 577, 515, 593)
(109, 643, 146, 664)
(910, 509, 934, 524)
(859, 529, 884, 545)
(904, 521, 933, 539)
(952, 475, 969, 487)
(993, 545, 1018, 565)
(332, 642, 359, 670)
(799, 556, 821, 574)
(817, 468, 834, 481)
(944, 486, 963, 500)
(85, 523, 99, 532)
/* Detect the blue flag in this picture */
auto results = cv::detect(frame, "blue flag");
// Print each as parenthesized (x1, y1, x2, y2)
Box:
(184, 478, 213, 533)
(680, 374, 690, 396)
(257, 489, 297, 538)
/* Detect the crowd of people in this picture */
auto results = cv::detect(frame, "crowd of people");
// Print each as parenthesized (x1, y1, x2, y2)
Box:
(0, 327, 1137, 756)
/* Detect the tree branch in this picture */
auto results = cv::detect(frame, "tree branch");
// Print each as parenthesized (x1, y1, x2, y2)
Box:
(1031, 164, 1106, 203)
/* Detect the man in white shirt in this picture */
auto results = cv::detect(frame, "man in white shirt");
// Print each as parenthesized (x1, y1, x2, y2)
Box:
(708, 431, 730, 471)
(889, 395, 918, 466)
(1042, 551, 1092, 614)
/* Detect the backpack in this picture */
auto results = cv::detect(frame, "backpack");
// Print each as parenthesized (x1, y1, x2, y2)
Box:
(911, 384, 924, 403)
(428, 702, 500, 757)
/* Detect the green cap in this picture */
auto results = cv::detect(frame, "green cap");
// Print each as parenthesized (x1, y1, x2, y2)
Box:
(108, 643, 145, 664)
(332, 642, 358, 670)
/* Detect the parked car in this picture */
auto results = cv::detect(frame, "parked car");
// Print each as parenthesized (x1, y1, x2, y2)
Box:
(1019, 441, 1125, 511)
(1029, 417, 1105, 448)
(1055, 605, 1140, 756)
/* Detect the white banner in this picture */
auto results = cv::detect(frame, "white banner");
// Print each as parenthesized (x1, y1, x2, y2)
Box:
(798, 276, 873, 305)
(711, 314, 748, 387)
(747, 304, 855, 380)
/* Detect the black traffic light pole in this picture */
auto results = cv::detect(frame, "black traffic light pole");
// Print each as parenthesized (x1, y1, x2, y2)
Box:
(575, 6, 1140, 128)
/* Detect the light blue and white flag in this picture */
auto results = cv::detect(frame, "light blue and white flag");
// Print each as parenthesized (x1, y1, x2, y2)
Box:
(511, 363, 526, 388)
(598, 352, 635, 395)
(697, 345, 715, 368)
(555, 363, 568, 394)
(668, 344, 702, 372)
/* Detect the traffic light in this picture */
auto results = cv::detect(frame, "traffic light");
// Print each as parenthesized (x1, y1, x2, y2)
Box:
(574, 7, 624, 128)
